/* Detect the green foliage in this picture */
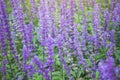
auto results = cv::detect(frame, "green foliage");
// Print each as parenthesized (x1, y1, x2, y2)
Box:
(86, 59, 92, 67)
(114, 48, 120, 66)
(52, 71, 63, 80)
(115, 24, 120, 48)
(96, 71, 100, 80)
(33, 73, 44, 80)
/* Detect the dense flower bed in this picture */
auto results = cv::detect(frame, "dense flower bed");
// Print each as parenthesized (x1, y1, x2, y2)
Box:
(0, 0, 120, 80)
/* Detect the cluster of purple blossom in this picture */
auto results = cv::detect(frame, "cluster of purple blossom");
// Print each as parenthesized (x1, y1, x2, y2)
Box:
(0, 0, 120, 80)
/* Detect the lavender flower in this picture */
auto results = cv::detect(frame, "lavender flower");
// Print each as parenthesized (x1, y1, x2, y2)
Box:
(98, 57, 116, 80)
(33, 55, 50, 80)
(115, 67, 120, 78)
(112, 3, 120, 27)
(2, 60, 7, 80)
(68, 0, 76, 52)
(92, 4, 101, 54)
(59, 0, 69, 42)
(38, 0, 49, 46)
(26, 22, 34, 51)
(69, 0, 76, 27)
(0, 2, 8, 79)
(57, 34, 72, 78)
(73, 25, 87, 66)
(30, 0, 39, 19)
(79, 0, 87, 52)
(104, 8, 110, 30)
(48, 0, 56, 38)
(0, 0, 19, 62)
(0, 0, 8, 57)
(46, 36, 55, 72)
(10, 0, 28, 46)
(91, 0, 96, 7)
(22, 45, 30, 64)
(26, 62, 35, 77)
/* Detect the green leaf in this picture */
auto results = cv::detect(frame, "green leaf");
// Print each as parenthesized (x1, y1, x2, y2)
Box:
(52, 71, 62, 80)
(86, 59, 92, 67)
(33, 73, 44, 80)
(96, 71, 100, 80)
(78, 26, 82, 32)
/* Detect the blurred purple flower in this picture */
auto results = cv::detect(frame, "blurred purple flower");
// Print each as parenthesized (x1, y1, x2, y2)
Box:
(33, 55, 50, 80)
(2, 60, 7, 80)
(98, 57, 117, 80)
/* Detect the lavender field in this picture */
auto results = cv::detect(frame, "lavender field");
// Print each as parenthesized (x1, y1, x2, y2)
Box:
(0, 0, 120, 80)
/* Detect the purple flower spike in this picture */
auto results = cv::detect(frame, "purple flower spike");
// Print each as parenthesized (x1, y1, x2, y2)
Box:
(98, 57, 117, 80)
(2, 60, 7, 80)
